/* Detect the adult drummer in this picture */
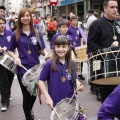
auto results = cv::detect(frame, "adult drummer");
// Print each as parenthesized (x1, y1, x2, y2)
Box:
(7, 8, 48, 120)
(87, 0, 120, 103)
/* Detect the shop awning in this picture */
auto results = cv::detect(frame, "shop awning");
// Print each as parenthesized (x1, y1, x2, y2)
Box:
(57, 0, 83, 7)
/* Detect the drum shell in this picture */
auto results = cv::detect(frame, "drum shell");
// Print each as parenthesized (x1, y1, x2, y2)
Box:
(73, 45, 88, 62)
(88, 47, 120, 85)
(0, 52, 16, 73)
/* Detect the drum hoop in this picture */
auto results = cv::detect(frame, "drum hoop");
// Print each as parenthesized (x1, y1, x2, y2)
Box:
(88, 50, 120, 60)
(50, 98, 79, 120)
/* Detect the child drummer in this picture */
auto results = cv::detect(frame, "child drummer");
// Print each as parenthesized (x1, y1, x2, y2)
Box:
(39, 35, 84, 108)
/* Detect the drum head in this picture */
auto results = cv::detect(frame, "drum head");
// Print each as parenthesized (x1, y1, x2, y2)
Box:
(23, 64, 41, 83)
(22, 64, 42, 95)
(51, 98, 79, 120)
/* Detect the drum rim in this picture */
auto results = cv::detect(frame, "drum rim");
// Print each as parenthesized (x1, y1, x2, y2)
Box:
(50, 98, 79, 120)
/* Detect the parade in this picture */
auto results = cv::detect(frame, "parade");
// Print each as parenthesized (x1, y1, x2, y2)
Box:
(0, 0, 120, 120)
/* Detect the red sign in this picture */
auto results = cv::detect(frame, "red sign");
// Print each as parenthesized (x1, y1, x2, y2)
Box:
(49, 0, 58, 6)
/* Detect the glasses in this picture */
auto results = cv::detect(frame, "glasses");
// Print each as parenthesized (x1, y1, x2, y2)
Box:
(0, 23, 5, 25)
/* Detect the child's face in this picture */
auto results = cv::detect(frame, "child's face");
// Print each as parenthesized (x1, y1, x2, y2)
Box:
(59, 25, 68, 35)
(54, 44, 70, 59)
(71, 19, 78, 26)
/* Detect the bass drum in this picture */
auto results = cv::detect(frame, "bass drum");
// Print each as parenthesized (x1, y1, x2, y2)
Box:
(88, 46, 120, 85)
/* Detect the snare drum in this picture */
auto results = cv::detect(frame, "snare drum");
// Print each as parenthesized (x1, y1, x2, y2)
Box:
(74, 45, 88, 62)
(50, 98, 85, 120)
(22, 64, 42, 96)
(0, 52, 16, 73)
(88, 47, 120, 85)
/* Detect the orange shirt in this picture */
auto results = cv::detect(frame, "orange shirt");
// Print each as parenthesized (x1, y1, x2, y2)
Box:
(47, 21, 56, 31)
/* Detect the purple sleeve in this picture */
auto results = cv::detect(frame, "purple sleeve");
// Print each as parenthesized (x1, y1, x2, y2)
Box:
(78, 27, 87, 44)
(39, 60, 51, 81)
(8, 32, 17, 52)
(98, 85, 120, 120)
(39, 31, 46, 49)
(6, 21, 12, 32)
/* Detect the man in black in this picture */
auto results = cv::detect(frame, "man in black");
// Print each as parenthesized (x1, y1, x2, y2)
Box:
(87, 0, 120, 103)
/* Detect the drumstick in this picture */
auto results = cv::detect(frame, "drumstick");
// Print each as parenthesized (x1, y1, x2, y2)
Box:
(63, 84, 82, 112)
(52, 108, 61, 120)
(35, 50, 52, 73)
(21, 65, 34, 75)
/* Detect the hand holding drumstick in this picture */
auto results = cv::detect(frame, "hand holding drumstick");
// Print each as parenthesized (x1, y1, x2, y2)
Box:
(63, 81, 84, 112)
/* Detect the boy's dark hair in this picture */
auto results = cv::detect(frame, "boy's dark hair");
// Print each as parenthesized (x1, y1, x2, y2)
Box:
(0, 6, 5, 10)
(58, 19, 68, 27)
(103, 0, 117, 7)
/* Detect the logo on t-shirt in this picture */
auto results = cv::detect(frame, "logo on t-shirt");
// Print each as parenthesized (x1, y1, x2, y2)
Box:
(31, 37, 37, 45)
(66, 69, 71, 80)
(6, 36, 11, 42)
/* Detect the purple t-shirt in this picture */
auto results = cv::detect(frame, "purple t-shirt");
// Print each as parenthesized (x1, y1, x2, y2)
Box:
(0, 29, 12, 47)
(0, 29, 12, 54)
(8, 30, 45, 74)
(98, 85, 120, 120)
(39, 59, 77, 107)
(67, 26, 82, 47)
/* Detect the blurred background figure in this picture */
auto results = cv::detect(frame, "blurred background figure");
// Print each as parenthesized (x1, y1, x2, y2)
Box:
(32, 13, 39, 24)
(83, 9, 97, 36)
(38, 17, 45, 35)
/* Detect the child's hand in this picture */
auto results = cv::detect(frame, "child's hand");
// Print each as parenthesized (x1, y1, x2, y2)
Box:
(46, 96, 53, 109)
(76, 79, 84, 92)
(76, 83, 84, 92)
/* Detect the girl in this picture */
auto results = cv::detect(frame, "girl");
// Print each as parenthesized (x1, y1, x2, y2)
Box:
(8, 8, 48, 120)
(0, 16, 14, 112)
(39, 35, 84, 109)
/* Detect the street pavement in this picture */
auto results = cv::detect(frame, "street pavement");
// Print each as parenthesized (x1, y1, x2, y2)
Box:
(0, 35, 101, 120)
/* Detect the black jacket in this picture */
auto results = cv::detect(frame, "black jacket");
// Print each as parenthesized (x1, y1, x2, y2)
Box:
(87, 16, 120, 52)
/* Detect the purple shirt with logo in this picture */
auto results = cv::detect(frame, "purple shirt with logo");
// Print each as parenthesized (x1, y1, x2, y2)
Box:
(39, 59, 77, 107)
(67, 26, 82, 47)
(98, 85, 120, 120)
(8, 30, 45, 74)
(0, 29, 12, 55)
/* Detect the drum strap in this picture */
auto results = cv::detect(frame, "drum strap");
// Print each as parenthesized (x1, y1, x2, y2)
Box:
(71, 60, 77, 90)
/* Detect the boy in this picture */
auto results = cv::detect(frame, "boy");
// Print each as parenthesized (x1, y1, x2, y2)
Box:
(67, 16, 85, 80)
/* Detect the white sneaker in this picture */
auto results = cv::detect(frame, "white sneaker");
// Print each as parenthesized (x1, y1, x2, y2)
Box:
(1, 105, 8, 112)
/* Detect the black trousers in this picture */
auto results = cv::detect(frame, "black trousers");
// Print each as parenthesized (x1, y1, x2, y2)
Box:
(99, 85, 117, 103)
(0, 65, 14, 106)
(17, 74, 36, 120)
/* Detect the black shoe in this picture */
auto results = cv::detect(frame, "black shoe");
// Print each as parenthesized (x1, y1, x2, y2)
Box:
(31, 115, 34, 120)
(97, 94, 101, 101)
(78, 75, 85, 80)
